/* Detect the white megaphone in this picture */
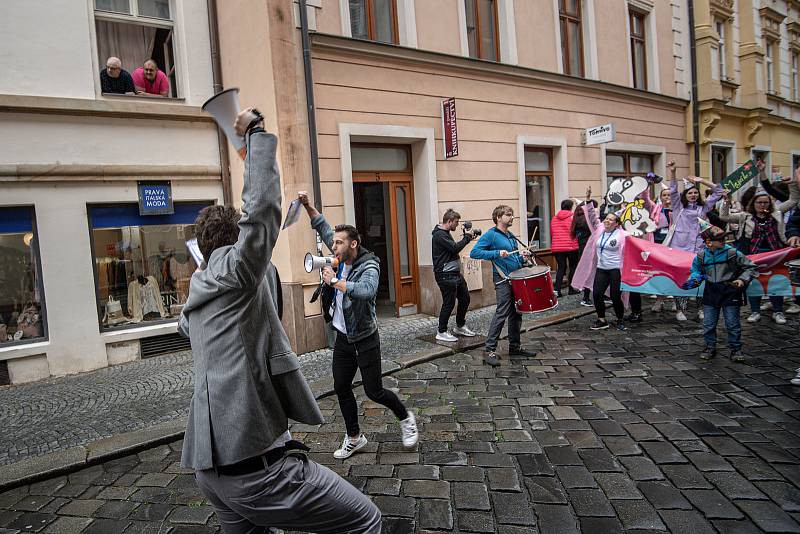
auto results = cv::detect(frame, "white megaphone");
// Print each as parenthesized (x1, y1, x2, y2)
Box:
(304, 252, 339, 273)
(202, 88, 247, 159)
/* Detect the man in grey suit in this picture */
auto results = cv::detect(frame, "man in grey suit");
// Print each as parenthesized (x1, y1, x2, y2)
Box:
(179, 108, 381, 533)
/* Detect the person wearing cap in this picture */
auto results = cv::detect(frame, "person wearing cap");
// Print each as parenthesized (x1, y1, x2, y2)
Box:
(682, 223, 757, 362)
(719, 163, 800, 325)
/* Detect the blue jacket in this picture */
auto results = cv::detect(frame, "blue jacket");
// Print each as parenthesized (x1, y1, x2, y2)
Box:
(311, 214, 380, 343)
(469, 227, 525, 278)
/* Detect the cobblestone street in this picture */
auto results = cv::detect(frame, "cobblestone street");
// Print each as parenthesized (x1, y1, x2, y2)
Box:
(1, 310, 799, 533)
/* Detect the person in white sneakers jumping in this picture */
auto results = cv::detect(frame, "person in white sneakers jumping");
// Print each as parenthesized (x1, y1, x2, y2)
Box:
(431, 209, 477, 342)
(299, 192, 418, 460)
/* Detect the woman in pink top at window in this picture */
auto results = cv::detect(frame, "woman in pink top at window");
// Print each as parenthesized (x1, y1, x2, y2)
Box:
(132, 59, 169, 97)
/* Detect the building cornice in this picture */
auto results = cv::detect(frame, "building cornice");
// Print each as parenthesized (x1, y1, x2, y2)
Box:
(0, 163, 221, 182)
(0, 94, 214, 122)
(709, 0, 735, 21)
(698, 98, 800, 129)
(310, 33, 689, 109)
(760, 6, 787, 41)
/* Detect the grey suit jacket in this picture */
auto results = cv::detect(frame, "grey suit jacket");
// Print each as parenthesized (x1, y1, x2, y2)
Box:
(179, 130, 323, 470)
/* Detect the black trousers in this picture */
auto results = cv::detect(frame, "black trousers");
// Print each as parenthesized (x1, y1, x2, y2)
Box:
(593, 268, 624, 320)
(629, 292, 642, 314)
(436, 275, 470, 333)
(333, 331, 408, 437)
(553, 251, 579, 293)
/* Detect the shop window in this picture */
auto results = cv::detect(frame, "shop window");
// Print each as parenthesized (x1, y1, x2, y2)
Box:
(89, 202, 211, 331)
(94, 0, 177, 98)
(607, 152, 654, 195)
(629, 9, 647, 89)
(0, 207, 46, 346)
(465, 0, 499, 61)
(711, 146, 731, 184)
(559, 0, 584, 76)
(524, 148, 554, 249)
(349, 0, 398, 44)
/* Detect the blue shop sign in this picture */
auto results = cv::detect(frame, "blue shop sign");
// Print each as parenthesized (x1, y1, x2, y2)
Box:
(137, 182, 174, 215)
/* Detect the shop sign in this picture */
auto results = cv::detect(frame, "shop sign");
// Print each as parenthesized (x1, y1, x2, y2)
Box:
(441, 97, 459, 158)
(582, 123, 616, 146)
(137, 182, 174, 215)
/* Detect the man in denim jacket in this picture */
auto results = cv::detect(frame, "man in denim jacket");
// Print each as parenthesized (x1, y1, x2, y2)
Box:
(299, 192, 418, 460)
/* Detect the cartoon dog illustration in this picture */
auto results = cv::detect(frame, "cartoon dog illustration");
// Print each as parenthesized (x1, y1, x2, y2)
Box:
(606, 176, 657, 238)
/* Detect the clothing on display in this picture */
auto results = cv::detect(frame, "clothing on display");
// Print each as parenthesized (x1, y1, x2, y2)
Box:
(127, 275, 168, 323)
(169, 255, 196, 303)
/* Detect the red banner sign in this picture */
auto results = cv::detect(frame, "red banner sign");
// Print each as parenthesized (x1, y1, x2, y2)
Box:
(441, 97, 458, 159)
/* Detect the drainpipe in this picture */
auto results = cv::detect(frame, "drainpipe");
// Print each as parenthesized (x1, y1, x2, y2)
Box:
(207, 0, 233, 205)
(687, 0, 701, 176)
(299, 0, 323, 212)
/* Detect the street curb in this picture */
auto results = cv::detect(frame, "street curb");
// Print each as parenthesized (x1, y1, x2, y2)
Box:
(0, 306, 593, 492)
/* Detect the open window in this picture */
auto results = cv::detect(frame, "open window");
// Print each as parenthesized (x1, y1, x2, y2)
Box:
(94, 0, 177, 97)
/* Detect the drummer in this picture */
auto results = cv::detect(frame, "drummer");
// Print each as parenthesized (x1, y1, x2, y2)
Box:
(470, 205, 538, 366)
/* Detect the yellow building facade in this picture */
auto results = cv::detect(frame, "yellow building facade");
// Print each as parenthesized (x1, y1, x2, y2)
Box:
(695, 0, 800, 184)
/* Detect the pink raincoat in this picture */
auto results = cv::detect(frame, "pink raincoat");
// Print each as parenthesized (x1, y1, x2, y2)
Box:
(571, 202, 630, 293)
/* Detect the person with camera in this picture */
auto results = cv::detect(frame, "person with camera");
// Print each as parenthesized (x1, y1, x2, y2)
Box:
(470, 205, 537, 366)
(182, 110, 381, 533)
(298, 191, 419, 460)
(432, 209, 478, 342)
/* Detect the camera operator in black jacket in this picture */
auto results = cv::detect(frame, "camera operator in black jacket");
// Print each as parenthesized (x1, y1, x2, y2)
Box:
(432, 209, 478, 342)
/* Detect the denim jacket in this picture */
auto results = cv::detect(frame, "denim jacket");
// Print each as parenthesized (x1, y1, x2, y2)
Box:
(311, 214, 380, 343)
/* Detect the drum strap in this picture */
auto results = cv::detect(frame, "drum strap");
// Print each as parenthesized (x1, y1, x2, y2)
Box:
(491, 261, 510, 284)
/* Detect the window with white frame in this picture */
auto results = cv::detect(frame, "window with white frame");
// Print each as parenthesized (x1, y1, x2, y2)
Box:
(711, 146, 731, 184)
(558, 0, 584, 76)
(94, 0, 177, 98)
(629, 8, 647, 89)
(765, 39, 776, 94)
(792, 51, 799, 101)
(716, 19, 727, 80)
(464, 0, 499, 61)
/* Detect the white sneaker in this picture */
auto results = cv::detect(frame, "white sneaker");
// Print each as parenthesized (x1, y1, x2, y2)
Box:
(786, 303, 800, 314)
(697, 309, 705, 320)
(676, 311, 687, 322)
(400, 411, 419, 448)
(435, 331, 458, 342)
(651, 301, 664, 313)
(333, 433, 368, 459)
(453, 325, 477, 337)
(747, 312, 761, 323)
(760, 301, 772, 311)
(773, 312, 787, 325)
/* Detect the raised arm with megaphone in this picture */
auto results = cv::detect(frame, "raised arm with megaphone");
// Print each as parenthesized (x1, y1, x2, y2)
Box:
(202, 88, 262, 160)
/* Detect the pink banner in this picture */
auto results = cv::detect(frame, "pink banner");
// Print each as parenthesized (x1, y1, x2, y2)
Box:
(620, 237, 800, 297)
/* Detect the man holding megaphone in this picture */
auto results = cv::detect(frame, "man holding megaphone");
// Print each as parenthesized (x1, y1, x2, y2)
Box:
(298, 191, 419, 460)
(182, 108, 381, 533)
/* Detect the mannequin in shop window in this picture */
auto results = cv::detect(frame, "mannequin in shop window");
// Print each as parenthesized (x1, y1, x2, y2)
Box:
(169, 252, 196, 304)
(127, 274, 167, 322)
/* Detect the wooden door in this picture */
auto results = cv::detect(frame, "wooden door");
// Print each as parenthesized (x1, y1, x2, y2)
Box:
(353, 172, 419, 315)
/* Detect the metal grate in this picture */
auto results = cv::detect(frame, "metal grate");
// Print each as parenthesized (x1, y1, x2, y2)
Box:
(0, 360, 9, 386)
(140, 333, 191, 359)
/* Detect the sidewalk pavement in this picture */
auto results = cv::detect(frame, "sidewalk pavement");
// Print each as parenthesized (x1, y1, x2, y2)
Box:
(0, 293, 590, 488)
(0, 310, 797, 533)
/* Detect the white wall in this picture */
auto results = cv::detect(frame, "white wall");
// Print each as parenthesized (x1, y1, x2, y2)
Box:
(0, 0, 215, 105)
(0, 114, 219, 167)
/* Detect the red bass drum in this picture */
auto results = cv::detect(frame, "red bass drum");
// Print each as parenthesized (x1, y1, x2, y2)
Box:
(509, 266, 558, 313)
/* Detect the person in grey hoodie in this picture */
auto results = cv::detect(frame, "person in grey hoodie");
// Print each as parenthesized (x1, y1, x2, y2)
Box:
(299, 191, 419, 461)
(182, 110, 381, 533)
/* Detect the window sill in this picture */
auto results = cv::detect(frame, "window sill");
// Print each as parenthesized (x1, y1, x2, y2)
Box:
(100, 92, 184, 102)
(0, 340, 50, 361)
(100, 320, 179, 344)
(0, 94, 210, 122)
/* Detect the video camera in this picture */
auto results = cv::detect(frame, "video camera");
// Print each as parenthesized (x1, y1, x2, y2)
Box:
(462, 220, 482, 237)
